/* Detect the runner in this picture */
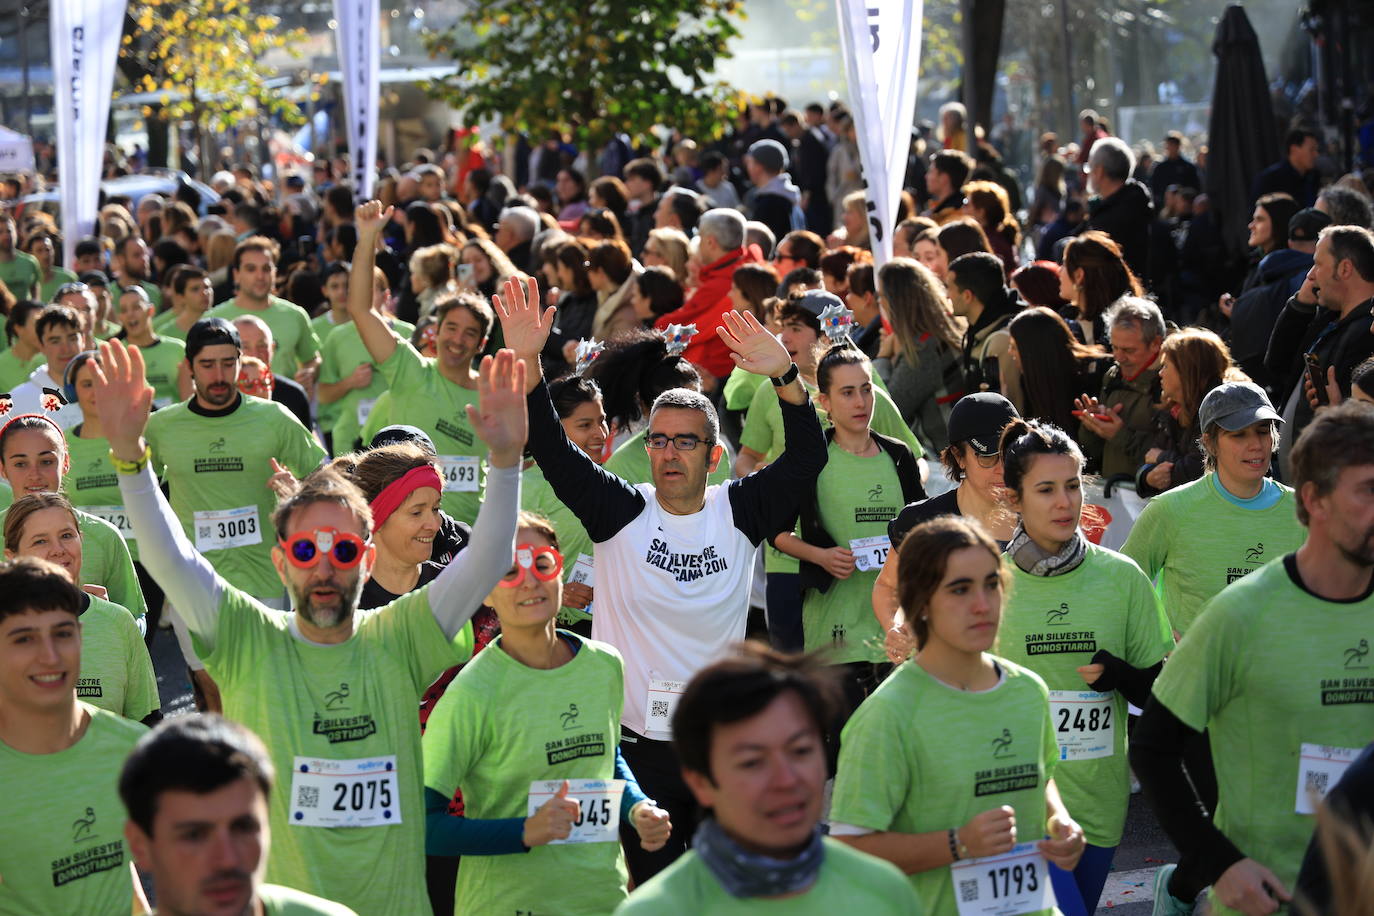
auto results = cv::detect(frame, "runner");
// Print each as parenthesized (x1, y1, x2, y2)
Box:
(0, 299, 45, 391)
(522, 373, 607, 634)
(232, 315, 314, 432)
(1122, 381, 1304, 637)
(205, 237, 321, 382)
(62, 351, 165, 640)
(7, 303, 83, 428)
(154, 265, 212, 342)
(616, 644, 921, 914)
(114, 286, 186, 409)
(875, 393, 1020, 664)
(423, 511, 673, 915)
(0, 412, 148, 619)
(365, 424, 471, 565)
(991, 418, 1174, 915)
(772, 342, 922, 725)
(120, 715, 358, 915)
(1133, 400, 1374, 916)
(829, 515, 1086, 915)
(143, 318, 326, 606)
(94, 337, 524, 914)
(347, 202, 489, 525)
(493, 273, 827, 881)
(3, 493, 159, 724)
(0, 556, 148, 915)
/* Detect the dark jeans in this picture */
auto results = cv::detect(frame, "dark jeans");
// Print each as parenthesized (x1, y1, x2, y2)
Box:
(765, 571, 803, 653)
(618, 727, 701, 884)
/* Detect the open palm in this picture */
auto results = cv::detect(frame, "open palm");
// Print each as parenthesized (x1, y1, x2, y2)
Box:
(89, 340, 153, 453)
(466, 349, 528, 463)
(717, 309, 791, 378)
(492, 276, 556, 361)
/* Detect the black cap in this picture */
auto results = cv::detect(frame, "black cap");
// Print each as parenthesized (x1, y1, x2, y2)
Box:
(185, 317, 241, 362)
(77, 270, 109, 288)
(1288, 207, 1332, 243)
(947, 392, 1020, 456)
(370, 424, 437, 457)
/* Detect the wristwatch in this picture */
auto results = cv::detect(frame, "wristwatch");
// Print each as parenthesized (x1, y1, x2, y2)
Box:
(770, 363, 799, 387)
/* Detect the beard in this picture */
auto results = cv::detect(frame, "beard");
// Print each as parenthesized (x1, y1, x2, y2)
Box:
(1337, 525, 1374, 569)
(200, 382, 237, 406)
(290, 570, 364, 630)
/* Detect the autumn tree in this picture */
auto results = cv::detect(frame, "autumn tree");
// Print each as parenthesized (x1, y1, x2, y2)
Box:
(423, 0, 744, 157)
(119, 0, 306, 169)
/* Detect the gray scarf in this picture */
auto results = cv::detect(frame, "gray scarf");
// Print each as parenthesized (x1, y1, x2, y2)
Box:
(1007, 523, 1088, 577)
(693, 817, 825, 899)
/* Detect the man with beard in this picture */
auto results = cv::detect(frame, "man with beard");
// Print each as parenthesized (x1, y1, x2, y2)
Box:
(121, 716, 356, 916)
(94, 336, 523, 915)
(207, 237, 321, 385)
(111, 236, 162, 310)
(1132, 400, 1374, 916)
(142, 318, 325, 606)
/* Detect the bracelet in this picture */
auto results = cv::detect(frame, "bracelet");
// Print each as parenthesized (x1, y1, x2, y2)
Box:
(770, 363, 799, 387)
(109, 444, 152, 476)
(948, 827, 961, 862)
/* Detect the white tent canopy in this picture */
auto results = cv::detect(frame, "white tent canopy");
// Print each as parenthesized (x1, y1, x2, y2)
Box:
(0, 126, 34, 173)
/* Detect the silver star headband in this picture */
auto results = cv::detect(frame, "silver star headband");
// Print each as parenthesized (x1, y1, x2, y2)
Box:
(818, 303, 855, 343)
(573, 339, 605, 376)
(663, 323, 698, 357)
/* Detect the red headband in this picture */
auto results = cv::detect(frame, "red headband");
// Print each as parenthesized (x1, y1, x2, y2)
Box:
(369, 465, 444, 529)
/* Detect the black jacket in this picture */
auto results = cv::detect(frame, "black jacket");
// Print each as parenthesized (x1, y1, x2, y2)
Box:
(1080, 179, 1153, 279)
(1149, 156, 1201, 205)
(795, 429, 924, 595)
(1265, 295, 1374, 434)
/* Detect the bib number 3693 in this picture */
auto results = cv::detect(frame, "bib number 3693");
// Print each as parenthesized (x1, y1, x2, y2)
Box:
(289, 755, 401, 828)
(194, 506, 261, 551)
(950, 844, 1055, 916)
(1049, 691, 1115, 761)
(526, 778, 625, 844)
(438, 456, 480, 492)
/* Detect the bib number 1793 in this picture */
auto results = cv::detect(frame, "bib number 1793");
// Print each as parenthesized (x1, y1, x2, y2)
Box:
(949, 843, 1055, 916)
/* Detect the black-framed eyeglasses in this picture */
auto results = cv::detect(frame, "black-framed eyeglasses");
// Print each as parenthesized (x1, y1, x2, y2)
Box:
(971, 451, 1001, 469)
(646, 433, 711, 451)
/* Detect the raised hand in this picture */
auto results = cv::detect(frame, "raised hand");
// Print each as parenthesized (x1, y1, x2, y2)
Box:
(267, 458, 298, 501)
(465, 348, 528, 468)
(492, 276, 557, 366)
(355, 200, 393, 238)
(89, 340, 153, 461)
(717, 308, 792, 379)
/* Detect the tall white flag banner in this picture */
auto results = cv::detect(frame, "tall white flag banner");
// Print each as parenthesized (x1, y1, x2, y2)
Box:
(50, 0, 127, 270)
(835, 0, 924, 270)
(333, 0, 380, 199)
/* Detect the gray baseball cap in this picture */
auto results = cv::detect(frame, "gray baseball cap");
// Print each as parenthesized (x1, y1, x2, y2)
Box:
(1198, 381, 1282, 431)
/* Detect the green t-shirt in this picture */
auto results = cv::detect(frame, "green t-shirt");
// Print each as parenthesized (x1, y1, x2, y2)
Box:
(803, 442, 903, 664)
(1152, 557, 1374, 916)
(615, 837, 923, 915)
(311, 313, 347, 433)
(145, 395, 326, 598)
(154, 310, 205, 342)
(723, 365, 769, 411)
(375, 343, 484, 524)
(0, 251, 42, 299)
(741, 378, 921, 574)
(258, 883, 360, 916)
(423, 633, 628, 916)
(522, 463, 596, 624)
(39, 266, 78, 304)
(0, 704, 145, 916)
(319, 318, 414, 452)
(136, 336, 187, 409)
(207, 296, 321, 377)
(0, 347, 45, 391)
(79, 593, 159, 721)
(830, 658, 1058, 916)
(64, 430, 142, 563)
(1121, 474, 1305, 635)
(359, 389, 392, 445)
(604, 427, 735, 489)
(113, 280, 162, 311)
(995, 545, 1174, 846)
(198, 586, 470, 916)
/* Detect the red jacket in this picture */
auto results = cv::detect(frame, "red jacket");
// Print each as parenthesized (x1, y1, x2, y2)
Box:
(654, 245, 762, 380)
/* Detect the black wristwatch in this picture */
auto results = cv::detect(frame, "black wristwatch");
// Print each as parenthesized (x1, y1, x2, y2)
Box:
(770, 363, 799, 387)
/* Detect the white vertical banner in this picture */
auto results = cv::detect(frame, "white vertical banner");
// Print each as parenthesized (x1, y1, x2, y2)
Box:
(50, 0, 127, 270)
(333, 0, 380, 199)
(835, 0, 924, 270)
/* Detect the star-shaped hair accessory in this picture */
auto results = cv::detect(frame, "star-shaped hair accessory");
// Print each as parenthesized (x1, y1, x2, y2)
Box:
(818, 303, 855, 343)
(573, 338, 605, 376)
(663, 323, 698, 357)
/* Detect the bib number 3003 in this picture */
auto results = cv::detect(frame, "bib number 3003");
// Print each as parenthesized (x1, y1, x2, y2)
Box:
(289, 755, 401, 828)
(194, 506, 262, 551)
(526, 778, 625, 844)
(950, 844, 1055, 916)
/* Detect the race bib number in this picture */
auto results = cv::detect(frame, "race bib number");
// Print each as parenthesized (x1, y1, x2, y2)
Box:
(289, 755, 401, 828)
(850, 534, 891, 572)
(85, 505, 135, 541)
(1296, 743, 1361, 814)
(526, 778, 625, 844)
(194, 505, 262, 551)
(356, 397, 378, 426)
(1049, 691, 1116, 761)
(568, 553, 595, 616)
(438, 455, 480, 492)
(643, 677, 687, 740)
(950, 844, 1055, 916)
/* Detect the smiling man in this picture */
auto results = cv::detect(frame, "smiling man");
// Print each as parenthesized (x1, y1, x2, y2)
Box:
(6, 303, 85, 429)
(206, 237, 321, 383)
(0, 556, 148, 915)
(120, 716, 356, 916)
